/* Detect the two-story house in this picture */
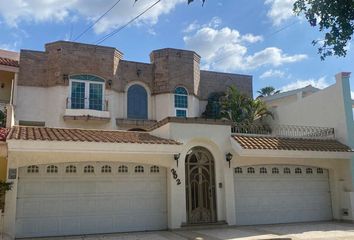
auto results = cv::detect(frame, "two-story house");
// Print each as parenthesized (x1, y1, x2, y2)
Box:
(1, 41, 353, 239)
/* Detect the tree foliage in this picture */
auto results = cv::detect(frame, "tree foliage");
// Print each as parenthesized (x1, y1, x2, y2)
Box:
(257, 86, 281, 98)
(220, 86, 273, 124)
(294, 0, 354, 60)
(0, 181, 12, 210)
(202, 92, 225, 119)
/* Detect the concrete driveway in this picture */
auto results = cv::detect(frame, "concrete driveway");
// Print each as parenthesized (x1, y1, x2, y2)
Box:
(16, 221, 354, 240)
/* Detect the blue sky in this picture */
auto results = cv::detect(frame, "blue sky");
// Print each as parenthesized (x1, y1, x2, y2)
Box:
(0, 0, 353, 97)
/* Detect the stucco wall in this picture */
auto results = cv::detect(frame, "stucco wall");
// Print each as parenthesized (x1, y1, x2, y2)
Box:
(273, 76, 352, 144)
(15, 85, 205, 128)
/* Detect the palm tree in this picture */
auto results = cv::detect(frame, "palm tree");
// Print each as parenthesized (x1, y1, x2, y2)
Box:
(245, 99, 274, 124)
(257, 86, 280, 98)
(221, 86, 273, 124)
(220, 86, 250, 123)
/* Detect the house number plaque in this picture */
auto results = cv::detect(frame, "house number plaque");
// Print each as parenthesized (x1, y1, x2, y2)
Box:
(171, 168, 181, 185)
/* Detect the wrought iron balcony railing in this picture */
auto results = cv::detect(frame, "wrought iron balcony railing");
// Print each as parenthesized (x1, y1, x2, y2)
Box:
(66, 97, 108, 111)
(232, 123, 335, 139)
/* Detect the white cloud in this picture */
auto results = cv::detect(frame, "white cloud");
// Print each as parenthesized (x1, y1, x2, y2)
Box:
(183, 21, 200, 33)
(260, 69, 286, 79)
(183, 22, 306, 72)
(265, 0, 295, 26)
(280, 76, 329, 92)
(0, 0, 184, 33)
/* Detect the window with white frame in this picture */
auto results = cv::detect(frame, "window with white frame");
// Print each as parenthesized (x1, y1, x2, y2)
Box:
(272, 167, 279, 174)
(247, 167, 255, 174)
(317, 168, 324, 174)
(135, 165, 144, 173)
(284, 167, 291, 174)
(260, 167, 267, 174)
(84, 165, 95, 173)
(66, 165, 77, 173)
(174, 87, 188, 117)
(101, 165, 112, 173)
(150, 165, 159, 173)
(69, 74, 105, 111)
(295, 167, 302, 174)
(47, 165, 58, 173)
(27, 165, 39, 173)
(235, 167, 243, 174)
(118, 165, 128, 173)
(306, 168, 313, 174)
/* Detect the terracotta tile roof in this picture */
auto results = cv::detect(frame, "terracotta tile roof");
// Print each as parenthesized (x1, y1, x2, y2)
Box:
(149, 117, 232, 131)
(0, 128, 9, 141)
(7, 126, 181, 145)
(0, 57, 19, 67)
(233, 135, 352, 152)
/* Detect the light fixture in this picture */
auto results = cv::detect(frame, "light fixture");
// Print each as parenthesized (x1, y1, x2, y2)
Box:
(225, 152, 233, 168)
(136, 69, 142, 77)
(107, 79, 113, 87)
(174, 153, 180, 167)
(63, 74, 69, 83)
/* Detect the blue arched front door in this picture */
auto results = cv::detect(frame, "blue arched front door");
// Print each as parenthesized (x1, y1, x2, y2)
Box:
(127, 84, 148, 119)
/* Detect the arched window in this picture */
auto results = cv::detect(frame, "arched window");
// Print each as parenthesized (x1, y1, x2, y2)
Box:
(27, 165, 39, 173)
(70, 74, 105, 111)
(306, 168, 313, 174)
(150, 166, 160, 173)
(66, 165, 77, 173)
(101, 165, 112, 173)
(284, 167, 291, 174)
(260, 167, 267, 174)
(135, 165, 144, 173)
(118, 165, 128, 173)
(272, 167, 279, 174)
(247, 167, 255, 174)
(317, 168, 324, 174)
(235, 167, 243, 174)
(127, 84, 148, 119)
(84, 165, 95, 173)
(47, 165, 58, 173)
(174, 87, 188, 117)
(295, 168, 302, 174)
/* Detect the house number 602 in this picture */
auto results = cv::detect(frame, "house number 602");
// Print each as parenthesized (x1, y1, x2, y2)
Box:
(171, 169, 181, 185)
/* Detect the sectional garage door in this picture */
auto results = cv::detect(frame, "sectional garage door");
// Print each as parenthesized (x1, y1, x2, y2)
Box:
(234, 165, 332, 225)
(16, 163, 167, 238)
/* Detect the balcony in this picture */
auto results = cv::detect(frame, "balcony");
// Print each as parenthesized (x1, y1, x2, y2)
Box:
(64, 97, 110, 121)
(232, 123, 335, 139)
(116, 118, 157, 131)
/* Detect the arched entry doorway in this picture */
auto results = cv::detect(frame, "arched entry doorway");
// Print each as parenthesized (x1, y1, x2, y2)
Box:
(185, 147, 217, 224)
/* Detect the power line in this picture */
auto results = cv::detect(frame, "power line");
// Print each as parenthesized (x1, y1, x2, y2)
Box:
(73, 0, 122, 41)
(212, 20, 300, 64)
(94, 0, 161, 45)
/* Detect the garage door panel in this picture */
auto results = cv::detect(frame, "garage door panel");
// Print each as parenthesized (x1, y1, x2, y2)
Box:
(234, 165, 332, 225)
(16, 163, 167, 238)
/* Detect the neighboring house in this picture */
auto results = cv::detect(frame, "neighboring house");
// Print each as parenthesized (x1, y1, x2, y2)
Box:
(0, 50, 18, 183)
(260, 84, 320, 108)
(1, 41, 353, 239)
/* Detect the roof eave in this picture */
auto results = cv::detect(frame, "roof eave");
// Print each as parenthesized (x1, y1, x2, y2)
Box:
(231, 137, 353, 159)
(6, 139, 183, 154)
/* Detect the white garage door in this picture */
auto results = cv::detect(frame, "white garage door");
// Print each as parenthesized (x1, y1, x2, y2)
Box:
(16, 163, 167, 238)
(234, 165, 332, 225)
